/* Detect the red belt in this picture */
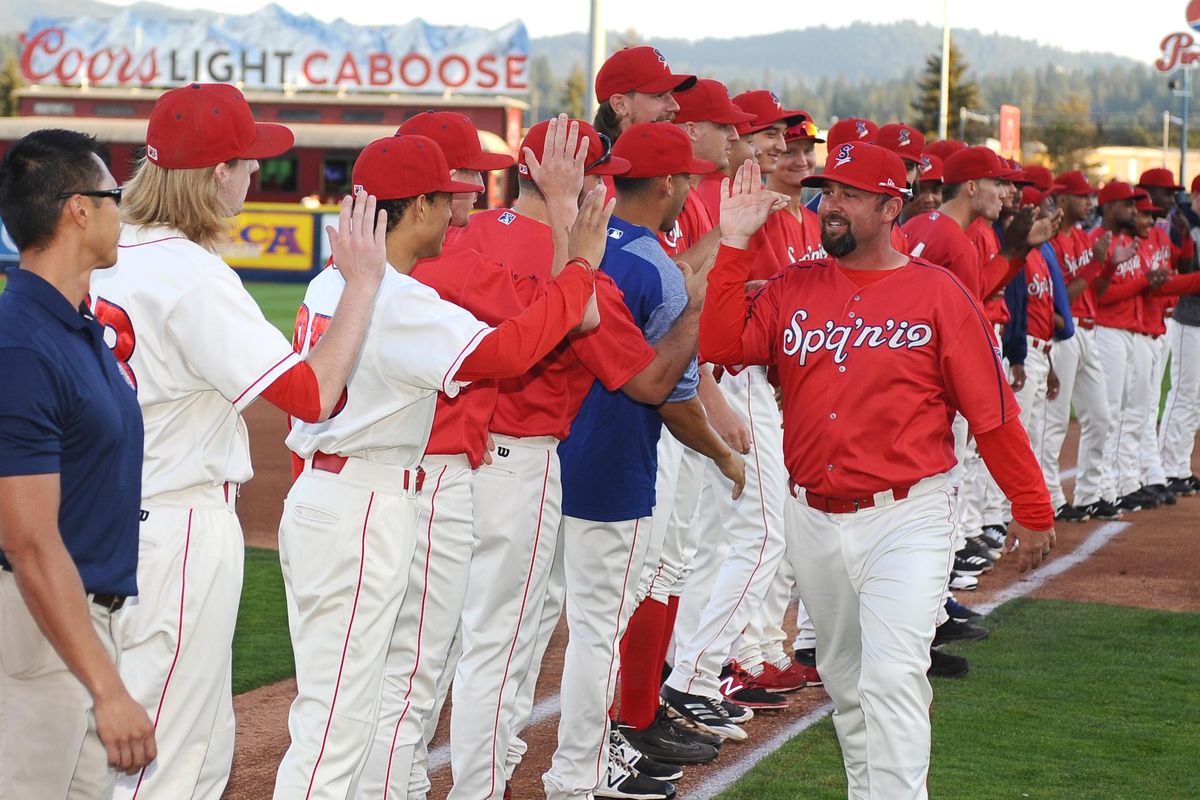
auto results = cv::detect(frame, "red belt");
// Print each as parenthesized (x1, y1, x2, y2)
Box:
(789, 482, 911, 514)
(1076, 318, 1095, 330)
(311, 452, 425, 493)
(1028, 336, 1053, 354)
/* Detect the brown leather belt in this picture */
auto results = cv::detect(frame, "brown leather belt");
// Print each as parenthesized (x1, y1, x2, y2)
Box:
(90, 593, 126, 612)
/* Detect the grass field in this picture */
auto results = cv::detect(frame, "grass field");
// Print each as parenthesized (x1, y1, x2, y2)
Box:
(718, 598, 1200, 799)
(232, 546, 295, 695)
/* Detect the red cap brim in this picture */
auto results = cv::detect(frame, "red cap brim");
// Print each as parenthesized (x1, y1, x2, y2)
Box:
(586, 154, 632, 176)
(634, 73, 697, 96)
(238, 122, 295, 160)
(463, 151, 515, 171)
(440, 178, 487, 193)
(709, 108, 757, 125)
(801, 173, 909, 199)
(745, 111, 808, 134)
(687, 156, 718, 175)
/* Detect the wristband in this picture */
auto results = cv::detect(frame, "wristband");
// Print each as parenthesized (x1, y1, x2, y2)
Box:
(565, 256, 594, 272)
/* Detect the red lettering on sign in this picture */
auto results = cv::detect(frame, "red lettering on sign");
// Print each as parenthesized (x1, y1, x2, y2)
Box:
(368, 52, 392, 86)
(334, 52, 362, 85)
(505, 55, 528, 91)
(438, 54, 469, 88)
(303, 51, 328, 85)
(86, 48, 115, 83)
(19, 27, 63, 82)
(476, 54, 499, 89)
(400, 53, 431, 87)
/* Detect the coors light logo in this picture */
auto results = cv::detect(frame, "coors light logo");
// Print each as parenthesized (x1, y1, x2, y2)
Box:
(781, 309, 933, 366)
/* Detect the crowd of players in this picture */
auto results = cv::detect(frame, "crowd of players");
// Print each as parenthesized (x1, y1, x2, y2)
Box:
(0, 39, 1196, 800)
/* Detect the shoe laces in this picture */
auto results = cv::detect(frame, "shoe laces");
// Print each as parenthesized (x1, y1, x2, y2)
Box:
(609, 729, 641, 765)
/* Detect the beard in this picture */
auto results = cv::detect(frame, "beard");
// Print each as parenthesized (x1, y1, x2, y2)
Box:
(822, 219, 858, 257)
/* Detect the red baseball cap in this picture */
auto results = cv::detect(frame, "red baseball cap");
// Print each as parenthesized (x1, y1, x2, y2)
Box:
(1191, 174, 1200, 194)
(801, 141, 910, 199)
(1020, 185, 1052, 207)
(872, 123, 925, 164)
(1137, 167, 1183, 191)
(1053, 170, 1098, 196)
(1009, 168, 1036, 188)
(1097, 180, 1136, 206)
(942, 146, 1018, 184)
(673, 79, 756, 126)
(595, 46, 696, 103)
(517, 118, 631, 177)
(352, 135, 483, 200)
(924, 139, 967, 161)
(917, 153, 944, 183)
(397, 111, 514, 172)
(731, 90, 808, 134)
(1019, 165, 1055, 192)
(145, 83, 293, 169)
(785, 117, 824, 143)
(611, 122, 715, 178)
(825, 118, 878, 150)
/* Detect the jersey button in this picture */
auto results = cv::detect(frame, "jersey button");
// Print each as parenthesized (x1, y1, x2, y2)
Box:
(854, 294, 862, 301)
(838, 366, 847, 373)
(848, 312, 856, 319)
(826, 463, 834, 471)
(830, 412, 837, 420)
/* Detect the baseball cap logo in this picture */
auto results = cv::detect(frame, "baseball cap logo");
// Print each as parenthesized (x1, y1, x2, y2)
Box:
(352, 183, 364, 195)
(855, 121, 868, 138)
(835, 143, 855, 167)
(770, 92, 782, 109)
(146, 144, 159, 161)
(898, 128, 912, 147)
(920, 155, 932, 173)
(653, 48, 667, 64)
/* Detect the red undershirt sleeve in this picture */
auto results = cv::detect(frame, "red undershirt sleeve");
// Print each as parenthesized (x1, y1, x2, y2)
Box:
(455, 264, 594, 381)
(1153, 270, 1200, 295)
(260, 360, 326, 423)
(1097, 275, 1150, 304)
(698, 244, 756, 365)
(975, 418, 1055, 531)
(981, 252, 1024, 298)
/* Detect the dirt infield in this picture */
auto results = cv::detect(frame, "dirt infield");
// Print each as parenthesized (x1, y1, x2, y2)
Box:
(224, 405, 1200, 799)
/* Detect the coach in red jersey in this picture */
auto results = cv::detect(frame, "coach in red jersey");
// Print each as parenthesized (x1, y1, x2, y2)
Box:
(699, 143, 1055, 800)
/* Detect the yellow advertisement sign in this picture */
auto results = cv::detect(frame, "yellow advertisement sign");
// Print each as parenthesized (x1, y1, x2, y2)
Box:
(219, 203, 337, 271)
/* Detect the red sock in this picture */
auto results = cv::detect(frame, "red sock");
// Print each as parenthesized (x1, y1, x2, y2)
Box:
(618, 598, 669, 731)
(659, 594, 680, 671)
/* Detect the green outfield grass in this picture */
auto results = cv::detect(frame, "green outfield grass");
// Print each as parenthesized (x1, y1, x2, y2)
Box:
(244, 280, 307, 337)
(720, 598, 1200, 800)
(232, 546, 295, 694)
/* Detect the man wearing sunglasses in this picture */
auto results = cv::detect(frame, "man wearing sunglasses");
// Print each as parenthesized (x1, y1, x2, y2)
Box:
(0, 129, 156, 798)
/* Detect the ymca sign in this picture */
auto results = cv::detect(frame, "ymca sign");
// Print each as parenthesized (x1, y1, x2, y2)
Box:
(19, 6, 530, 94)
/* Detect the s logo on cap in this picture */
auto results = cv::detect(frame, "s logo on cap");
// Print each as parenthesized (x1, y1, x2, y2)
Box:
(653, 48, 666, 64)
(920, 155, 932, 173)
(855, 120, 868, 138)
(835, 143, 855, 168)
(770, 92, 782, 108)
(898, 128, 912, 147)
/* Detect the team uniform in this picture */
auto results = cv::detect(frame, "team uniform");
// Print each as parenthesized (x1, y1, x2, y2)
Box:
(1159, 213, 1200, 483)
(89, 225, 303, 800)
(700, 243, 1052, 799)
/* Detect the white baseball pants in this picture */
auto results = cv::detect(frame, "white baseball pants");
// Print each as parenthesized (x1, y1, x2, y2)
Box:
(1014, 342, 1053, 477)
(543, 514, 652, 799)
(788, 476, 955, 800)
(114, 484, 241, 800)
(1159, 318, 1200, 479)
(274, 460, 420, 800)
(1041, 327, 1109, 508)
(1095, 326, 1154, 499)
(449, 435, 561, 800)
(357, 456, 475, 799)
(1140, 335, 1169, 487)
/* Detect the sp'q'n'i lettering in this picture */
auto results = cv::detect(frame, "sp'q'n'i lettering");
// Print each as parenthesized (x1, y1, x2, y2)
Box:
(781, 309, 933, 366)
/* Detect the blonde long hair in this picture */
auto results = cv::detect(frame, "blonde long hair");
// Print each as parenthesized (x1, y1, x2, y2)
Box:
(121, 157, 231, 251)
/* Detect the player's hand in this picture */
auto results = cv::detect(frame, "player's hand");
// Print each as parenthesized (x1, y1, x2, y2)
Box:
(718, 160, 788, 245)
(1171, 208, 1191, 240)
(1003, 522, 1056, 573)
(744, 279, 768, 296)
(524, 113, 587, 208)
(1110, 241, 1137, 266)
(567, 184, 615, 270)
(715, 449, 746, 500)
(94, 687, 157, 775)
(1028, 207, 1062, 246)
(482, 432, 495, 466)
(1047, 367, 1060, 401)
(1009, 363, 1026, 392)
(1148, 268, 1171, 289)
(1091, 231, 1112, 265)
(707, 400, 751, 455)
(677, 259, 708, 312)
(327, 188, 387, 289)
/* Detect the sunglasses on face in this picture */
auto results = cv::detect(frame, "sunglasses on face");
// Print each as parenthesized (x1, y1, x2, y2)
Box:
(56, 187, 123, 205)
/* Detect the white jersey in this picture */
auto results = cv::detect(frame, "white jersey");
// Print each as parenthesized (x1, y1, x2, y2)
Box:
(285, 264, 492, 467)
(89, 224, 300, 498)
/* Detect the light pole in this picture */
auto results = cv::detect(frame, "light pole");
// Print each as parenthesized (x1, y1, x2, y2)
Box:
(1171, 67, 1194, 186)
(938, 0, 950, 140)
(587, 0, 604, 122)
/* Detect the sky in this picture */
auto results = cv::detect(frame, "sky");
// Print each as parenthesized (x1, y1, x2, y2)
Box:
(101, 0, 1191, 66)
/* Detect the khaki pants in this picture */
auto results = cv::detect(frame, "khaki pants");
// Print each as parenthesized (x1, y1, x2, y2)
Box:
(0, 570, 120, 799)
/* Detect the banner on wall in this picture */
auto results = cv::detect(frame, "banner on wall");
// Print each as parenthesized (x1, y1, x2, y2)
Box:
(20, 7, 530, 94)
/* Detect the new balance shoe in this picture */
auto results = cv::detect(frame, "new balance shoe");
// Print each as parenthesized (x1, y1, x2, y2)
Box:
(1145, 483, 1177, 506)
(927, 647, 969, 678)
(617, 712, 720, 766)
(945, 597, 982, 621)
(948, 571, 978, 591)
(594, 753, 676, 800)
(962, 536, 998, 563)
(718, 663, 790, 710)
(1188, 475, 1200, 494)
(720, 699, 755, 722)
(661, 684, 748, 741)
(610, 729, 684, 781)
(1167, 476, 1197, 497)
(1116, 492, 1144, 513)
(755, 657, 807, 693)
(1084, 499, 1123, 520)
(792, 647, 823, 686)
(953, 553, 992, 576)
(1055, 503, 1090, 523)
(1134, 487, 1162, 508)
(933, 618, 990, 645)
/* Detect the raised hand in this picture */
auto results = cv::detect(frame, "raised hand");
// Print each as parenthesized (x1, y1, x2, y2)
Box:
(1091, 230, 1112, 265)
(566, 184, 615, 270)
(1028, 207, 1063, 246)
(523, 113, 587, 207)
(327, 188, 387, 287)
(719, 159, 788, 245)
(1110, 241, 1138, 266)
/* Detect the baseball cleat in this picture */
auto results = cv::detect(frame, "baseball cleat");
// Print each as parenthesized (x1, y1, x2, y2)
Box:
(792, 648, 823, 686)
(609, 729, 684, 782)
(720, 699, 756, 722)
(1167, 476, 1196, 497)
(953, 553, 992, 576)
(928, 647, 969, 678)
(944, 597, 982, 621)
(979, 525, 1008, 553)
(933, 618, 990, 646)
(1116, 493, 1144, 513)
(617, 713, 720, 765)
(948, 571, 978, 591)
(661, 685, 748, 741)
(1055, 503, 1090, 523)
(755, 657, 808, 693)
(594, 752, 676, 800)
(1145, 483, 1177, 505)
(1084, 499, 1123, 520)
(718, 663, 789, 710)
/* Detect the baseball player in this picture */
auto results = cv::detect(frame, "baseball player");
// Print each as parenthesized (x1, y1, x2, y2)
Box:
(275, 133, 610, 799)
(802, 118, 878, 215)
(873, 123, 927, 253)
(761, 114, 826, 264)
(700, 144, 1056, 799)
(901, 154, 945, 223)
(88, 83, 384, 800)
(1043, 171, 1118, 520)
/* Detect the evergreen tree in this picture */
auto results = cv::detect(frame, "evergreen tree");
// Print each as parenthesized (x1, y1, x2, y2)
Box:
(559, 64, 586, 121)
(0, 56, 20, 117)
(911, 42, 981, 137)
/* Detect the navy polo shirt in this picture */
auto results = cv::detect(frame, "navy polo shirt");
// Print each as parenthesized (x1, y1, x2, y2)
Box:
(0, 269, 143, 596)
(559, 216, 700, 522)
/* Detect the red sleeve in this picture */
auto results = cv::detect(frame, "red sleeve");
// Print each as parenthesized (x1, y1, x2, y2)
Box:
(1153, 270, 1200, 295)
(698, 243, 758, 365)
(1097, 275, 1150, 304)
(413, 250, 530, 325)
(941, 307, 1019, 436)
(260, 360, 325, 423)
(455, 264, 594, 381)
(981, 252, 1023, 298)
(570, 277, 656, 391)
(975, 418, 1055, 531)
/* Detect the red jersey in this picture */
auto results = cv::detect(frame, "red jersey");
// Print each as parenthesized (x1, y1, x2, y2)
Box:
(751, 206, 826, 280)
(1089, 228, 1146, 332)
(1049, 226, 1100, 322)
(1023, 248, 1055, 341)
(451, 208, 655, 439)
(659, 190, 715, 257)
(701, 251, 1019, 498)
(967, 218, 1010, 326)
(1140, 229, 1176, 336)
(902, 211, 981, 299)
(889, 223, 908, 253)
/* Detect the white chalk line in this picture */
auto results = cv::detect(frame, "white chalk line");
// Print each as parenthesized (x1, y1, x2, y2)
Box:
(426, 694, 562, 772)
(685, 519, 1130, 800)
